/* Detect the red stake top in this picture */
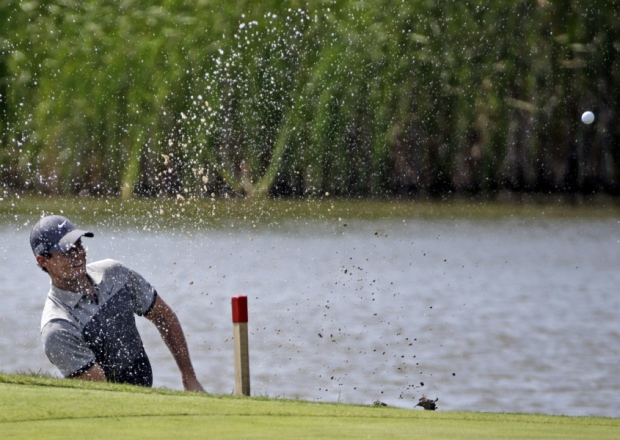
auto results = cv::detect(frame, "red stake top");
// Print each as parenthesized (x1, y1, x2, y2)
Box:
(232, 295, 248, 323)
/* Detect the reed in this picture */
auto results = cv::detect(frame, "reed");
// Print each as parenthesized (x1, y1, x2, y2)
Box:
(1, 1, 618, 198)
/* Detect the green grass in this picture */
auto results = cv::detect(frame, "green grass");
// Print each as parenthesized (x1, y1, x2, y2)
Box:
(0, 374, 617, 439)
(2, 194, 619, 232)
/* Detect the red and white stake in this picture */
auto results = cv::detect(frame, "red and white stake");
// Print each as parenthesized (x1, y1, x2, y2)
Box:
(231, 295, 250, 396)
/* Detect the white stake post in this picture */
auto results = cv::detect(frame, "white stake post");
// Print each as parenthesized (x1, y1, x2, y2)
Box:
(232, 295, 250, 396)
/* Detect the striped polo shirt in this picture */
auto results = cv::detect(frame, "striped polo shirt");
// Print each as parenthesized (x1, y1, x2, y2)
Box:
(40, 259, 157, 385)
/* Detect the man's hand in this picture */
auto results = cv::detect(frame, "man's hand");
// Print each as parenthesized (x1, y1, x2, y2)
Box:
(183, 375, 206, 393)
(146, 295, 206, 393)
(71, 363, 106, 382)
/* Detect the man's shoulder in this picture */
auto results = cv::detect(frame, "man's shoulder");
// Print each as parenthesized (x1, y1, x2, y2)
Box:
(88, 259, 133, 282)
(40, 297, 75, 333)
(41, 316, 78, 336)
(88, 259, 152, 299)
(88, 259, 127, 273)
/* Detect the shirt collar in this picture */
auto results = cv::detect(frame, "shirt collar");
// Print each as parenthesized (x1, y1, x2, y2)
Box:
(49, 283, 83, 309)
(48, 265, 103, 309)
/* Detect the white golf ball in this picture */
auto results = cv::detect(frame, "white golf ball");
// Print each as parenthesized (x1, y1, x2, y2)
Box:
(581, 111, 595, 125)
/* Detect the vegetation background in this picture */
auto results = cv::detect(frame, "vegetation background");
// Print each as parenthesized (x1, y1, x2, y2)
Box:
(1, 0, 618, 199)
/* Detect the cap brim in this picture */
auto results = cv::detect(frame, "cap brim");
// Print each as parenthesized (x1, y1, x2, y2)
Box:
(53, 229, 94, 253)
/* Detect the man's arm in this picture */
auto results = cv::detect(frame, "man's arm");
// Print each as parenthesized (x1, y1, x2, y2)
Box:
(145, 295, 205, 392)
(71, 363, 106, 382)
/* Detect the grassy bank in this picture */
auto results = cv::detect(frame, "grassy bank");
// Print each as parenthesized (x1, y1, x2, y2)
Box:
(2, 194, 620, 232)
(0, 374, 617, 439)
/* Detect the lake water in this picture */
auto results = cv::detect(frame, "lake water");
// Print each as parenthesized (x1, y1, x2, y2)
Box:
(1, 214, 619, 417)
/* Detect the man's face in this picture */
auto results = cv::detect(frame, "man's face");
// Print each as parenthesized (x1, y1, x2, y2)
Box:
(38, 240, 88, 282)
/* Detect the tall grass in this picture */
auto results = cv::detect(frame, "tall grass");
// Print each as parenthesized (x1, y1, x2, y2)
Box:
(1, 0, 618, 198)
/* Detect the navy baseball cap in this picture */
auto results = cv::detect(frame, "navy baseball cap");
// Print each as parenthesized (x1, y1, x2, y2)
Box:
(30, 215, 94, 256)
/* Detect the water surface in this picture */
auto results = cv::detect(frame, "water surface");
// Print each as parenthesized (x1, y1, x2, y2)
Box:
(1, 215, 618, 417)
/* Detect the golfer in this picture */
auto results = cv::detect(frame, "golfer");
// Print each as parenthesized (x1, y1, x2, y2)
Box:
(30, 214, 205, 392)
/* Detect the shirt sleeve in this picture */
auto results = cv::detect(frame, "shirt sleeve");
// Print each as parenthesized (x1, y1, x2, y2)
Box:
(125, 268, 157, 316)
(41, 320, 96, 378)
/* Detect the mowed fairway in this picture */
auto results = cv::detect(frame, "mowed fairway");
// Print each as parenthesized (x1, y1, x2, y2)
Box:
(1, 375, 617, 439)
